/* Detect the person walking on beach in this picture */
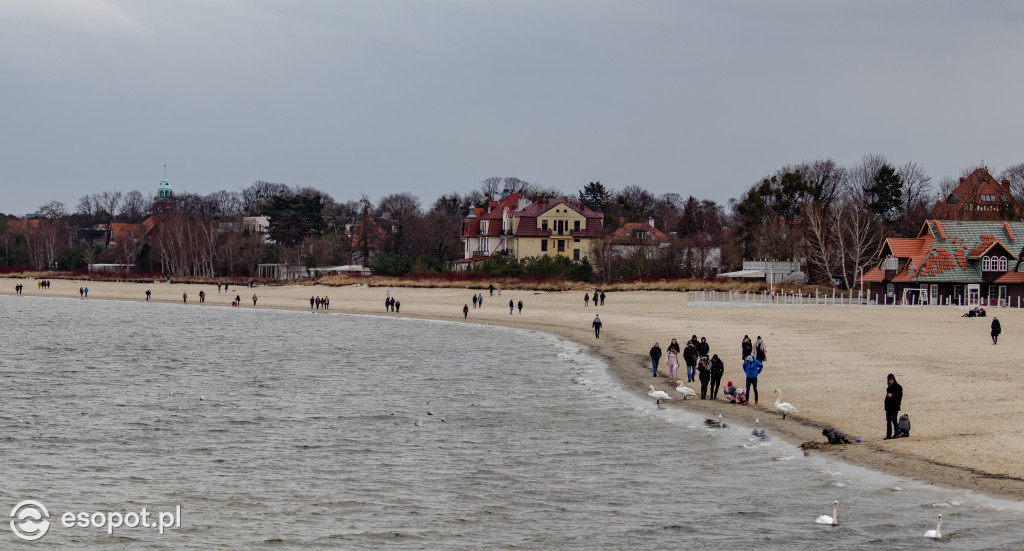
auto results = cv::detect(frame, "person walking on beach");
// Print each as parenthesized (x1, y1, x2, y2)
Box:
(584, 292, 590, 307)
(666, 347, 679, 380)
(741, 354, 763, 405)
(592, 314, 602, 338)
(741, 335, 753, 360)
(463, 304, 469, 319)
(472, 294, 478, 309)
(884, 373, 903, 440)
(709, 354, 725, 399)
(517, 300, 523, 314)
(146, 289, 151, 301)
(649, 341, 662, 378)
(395, 300, 400, 313)
(667, 338, 680, 355)
(199, 290, 206, 304)
(252, 294, 258, 306)
(698, 357, 711, 399)
(600, 291, 605, 305)
(489, 283, 494, 296)
(755, 336, 767, 363)
(79, 286, 84, 298)
(478, 293, 483, 308)
(683, 340, 699, 382)
(183, 292, 188, 304)
(593, 292, 598, 306)
(698, 336, 710, 363)
(991, 317, 1001, 345)
(510, 299, 515, 315)
(84, 287, 88, 297)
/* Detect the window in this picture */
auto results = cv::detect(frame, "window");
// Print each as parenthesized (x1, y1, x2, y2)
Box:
(541, 240, 548, 252)
(574, 220, 581, 231)
(573, 249, 580, 260)
(982, 256, 992, 271)
(541, 220, 548, 231)
(998, 257, 1008, 271)
(886, 283, 895, 297)
(557, 240, 565, 252)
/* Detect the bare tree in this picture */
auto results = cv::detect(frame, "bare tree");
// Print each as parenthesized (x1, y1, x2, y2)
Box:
(36, 201, 68, 220)
(98, 190, 123, 224)
(999, 163, 1024, 210)
(240, 181, 291, 215)
(119, 190, 148, 222)
(479, 177, 503, 200)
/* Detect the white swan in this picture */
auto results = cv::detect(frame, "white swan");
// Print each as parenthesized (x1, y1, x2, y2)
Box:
(774, 389, 797, 419)
(648, 385, 671, 405)
(924, 514, 942, 539)
(674, 383, 697, 399)
(815, 500, 838, 525)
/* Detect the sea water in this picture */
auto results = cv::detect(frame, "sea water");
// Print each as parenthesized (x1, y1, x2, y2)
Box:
(1, 295, 1022, 550)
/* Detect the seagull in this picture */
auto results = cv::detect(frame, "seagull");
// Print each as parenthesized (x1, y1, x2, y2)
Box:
(774, 389, 797, 419)
(648, 385, 671, 405)
(200, 395, 205, 401)
(427, 411, 434, 416)
(755, 417, 760, 425)
(414, 419, 423, 427)
(825, 387, 831, 393)
(389, 411, 395, 416)
(440, 416, 446, 422)
(718, 413, 725, 428)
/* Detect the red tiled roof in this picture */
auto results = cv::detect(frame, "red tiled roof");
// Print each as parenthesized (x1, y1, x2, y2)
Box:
(995, 271, 1024, 283)
(607, 222, 669, 245)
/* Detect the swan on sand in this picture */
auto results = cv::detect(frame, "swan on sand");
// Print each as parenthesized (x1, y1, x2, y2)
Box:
(674, 383, 697, 399)
(773, 389, 797, 419)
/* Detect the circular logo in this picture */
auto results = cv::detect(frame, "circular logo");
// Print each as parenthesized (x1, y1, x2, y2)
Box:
(10, 500, 50, 541)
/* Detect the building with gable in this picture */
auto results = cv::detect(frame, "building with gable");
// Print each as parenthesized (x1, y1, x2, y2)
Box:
(861, 219, 1024, 306)
(456, 193, 603, 268)
(931, 167, 1019, 221)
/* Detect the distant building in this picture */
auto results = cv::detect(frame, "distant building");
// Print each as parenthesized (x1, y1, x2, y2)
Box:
(456, 193, 603, 269)
(243, 216, 273, 243)
(719, 259, 806, 285)
(931, 167, 1019, 221)
(861, 219, 1024, 306)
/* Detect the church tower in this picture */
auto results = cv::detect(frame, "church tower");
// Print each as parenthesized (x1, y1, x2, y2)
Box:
(153, 165, 177, 213)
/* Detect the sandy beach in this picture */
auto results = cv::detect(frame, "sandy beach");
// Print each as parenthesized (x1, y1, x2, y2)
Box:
(6, 277, 1023, 501)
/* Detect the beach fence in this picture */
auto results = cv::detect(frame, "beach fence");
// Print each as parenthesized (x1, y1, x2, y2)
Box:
(686, 289, 1024, 308)
(685, 289, 872, 307)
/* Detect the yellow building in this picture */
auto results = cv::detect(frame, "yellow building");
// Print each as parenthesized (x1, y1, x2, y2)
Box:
(459, 195, 604, 267)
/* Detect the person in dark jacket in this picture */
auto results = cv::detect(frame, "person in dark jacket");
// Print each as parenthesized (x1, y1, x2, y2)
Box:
(667, 338, 681, 355)
(649, 342, 662, 378)
(698, 337, 710, 362)
(697, 357, 711, 399)
(592, 315, 602, 338)
(741, 335, 753, 360)
(884, 373, 903, 440)
(741, 355, 763, 404)
(897, 413, 911, 437)
(822, 427, 851, 444)
(754, 336, 767, 363)
(991, 317, 1001, 345)
(682, 341, 700, 382)
(709, 354, 725, 399)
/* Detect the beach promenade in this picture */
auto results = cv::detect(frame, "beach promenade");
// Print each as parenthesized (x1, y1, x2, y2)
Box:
(5, 277, 1022, 501)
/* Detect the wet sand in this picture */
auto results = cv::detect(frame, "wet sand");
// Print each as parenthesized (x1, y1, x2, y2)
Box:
(7, 278, 1023, 501)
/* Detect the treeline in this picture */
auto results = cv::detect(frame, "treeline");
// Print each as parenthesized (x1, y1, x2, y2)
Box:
(3, 158, 1024, 284)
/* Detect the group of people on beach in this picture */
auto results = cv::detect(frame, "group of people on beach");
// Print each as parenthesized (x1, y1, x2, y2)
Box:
(311, 296, 330, 310)
(583, 291, 606, 306)
(645, 334, 768, 403)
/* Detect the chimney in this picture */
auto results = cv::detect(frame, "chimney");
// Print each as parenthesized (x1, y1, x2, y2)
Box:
(648, 218, 655, 228)
(1003, 179, 1012, 189)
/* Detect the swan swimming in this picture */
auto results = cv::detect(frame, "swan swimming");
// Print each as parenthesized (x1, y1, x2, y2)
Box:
(815, 501, 838, 525)
(648, 385, 671, 405)
(414, 419, 423, 427)
(924, 514, 942, 539)
(773, 389, 797, 419)
(674, 383, 697, 399)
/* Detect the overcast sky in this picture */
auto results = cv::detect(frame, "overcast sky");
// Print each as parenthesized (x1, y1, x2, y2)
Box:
(3, 1, 1024, 216)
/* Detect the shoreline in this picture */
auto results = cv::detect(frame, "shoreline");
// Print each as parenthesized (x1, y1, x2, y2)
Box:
(5, 277, 1023, 502)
